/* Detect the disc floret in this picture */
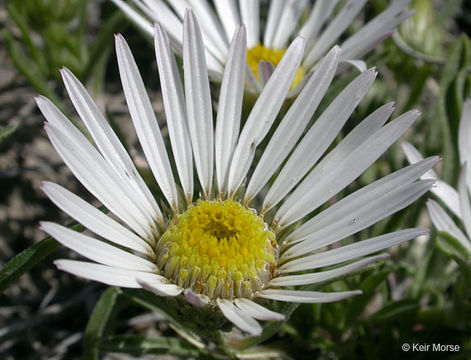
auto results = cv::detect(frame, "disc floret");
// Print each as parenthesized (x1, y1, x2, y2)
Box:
(246, 43, 305, 89)
(156, 199, 277, 300)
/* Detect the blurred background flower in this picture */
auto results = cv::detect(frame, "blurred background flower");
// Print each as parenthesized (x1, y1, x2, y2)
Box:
(110, 0, 412, 95)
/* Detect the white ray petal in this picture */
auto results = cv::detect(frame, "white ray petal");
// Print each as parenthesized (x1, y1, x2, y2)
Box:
(154, 24, 194, 201)
(245, 63, 262, 93)
(276, 110, 419, 227)
(280, 229, 427, 273)
(187, 0, 229, 62)
(35, 95, 84, 138)
(341, 59, 367, 73)
(271, 0, 308, 49)
(298, 0, 340, 45)
(41, 222, 156, 271)
(270, 254, 389, 287)
(166, 0, 186, 18)
(263, 69, 378, 212)
(42, 119, 153, 239)
(303, 0, 367, 69)
(41, 115, 159, 235)
(227, 37, 305, 195)
(427, 200, 471, 252)
(263, 0, 284, 47)
(184, 288, 210, 306)
(239, 0, 259, 48)
(402, 141, 461, 218)
(245, 46, 341, 202)
(116, 34, 179, 210)
(217, 299, 262, 336)
(341, 11, 413, 62)
(234, 298, 285, 321)
(286, 156, 439, 244)
(136, 0, 183, 46)
(258, 289, 362, 303)
(55, 259, 166, 288)
(214, 0, 240, 41)
(183, 11, 214, 197)
(282, 179, 434, 260)
(286, 71, 312, 98)
(459, 99, 471, 169)
(166, 1, 222, 69)
(459, 164, 471, 239)
(42, 182, 151, 254)
(340, 0, 412, 60)
(119, 1, 182, 58)
(110, 0, 154, 36)
(60, 68, 162, 222)
(257, 61, 275, 86)
(401, 141, 438, 178)
(138, 279, 183, 297)
(205, 52, 225, 77)
(215, 26, 247, 193)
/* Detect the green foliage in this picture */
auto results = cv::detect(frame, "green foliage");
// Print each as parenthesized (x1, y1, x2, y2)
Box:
(0, 236, 59, 293)
(0, 125, 18, 142)
(436, 231, 471, 286)
(83, 287, 122, 360)
(345, 268, 393, 324)
(368, 299, 419, 322)
(3, 0, 127, 108)
(401, 0, 445, 56)
(98, 336, 200, 357)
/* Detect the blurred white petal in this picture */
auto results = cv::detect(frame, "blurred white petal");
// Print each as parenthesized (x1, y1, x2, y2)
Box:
(258, 289, 363, 303)
(55, 260, 166, 288)
(217, 299, 262, 336)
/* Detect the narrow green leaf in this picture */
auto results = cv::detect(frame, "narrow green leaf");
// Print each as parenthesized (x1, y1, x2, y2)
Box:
(0, 223, 82, 292)
(98, 336, 200, 357)
(0, 237, 59, 292)
(77, 0, 89, 47)
(3, 30, 62, 108)
(346, 269, 392, 324)
(83, 11, 127, 81)
(0, 124, 18, 142)
(416, 306, 461, 328)
(436, 37, 471, 185)
(408, 240, 436, 298)
(123, 291, 208, 349)
(83, 287, 122, 360)
(89, 46, 112, 99)
(436, 231, 471, 263)
(6, 3, 48, 74)
(446, 37, 470, 144)
(368, 299, 419, 322)
(403, 65, 431, 110)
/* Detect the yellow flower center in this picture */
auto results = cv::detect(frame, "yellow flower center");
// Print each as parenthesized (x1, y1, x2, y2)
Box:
(246, 43, 305, 89)
(156, 199, 277, 300)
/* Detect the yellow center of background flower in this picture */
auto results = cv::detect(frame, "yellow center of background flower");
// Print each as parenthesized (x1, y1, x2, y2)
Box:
(246, 43, 305, 89)
(156, 199, 277, 300)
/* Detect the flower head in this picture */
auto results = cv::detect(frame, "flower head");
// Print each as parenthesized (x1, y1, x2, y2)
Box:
(111, 0, 413, 95)
(403, 99, 471, 254)
(40, 12, 433, 336)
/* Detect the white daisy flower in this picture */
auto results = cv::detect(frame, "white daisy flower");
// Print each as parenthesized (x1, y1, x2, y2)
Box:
(110, 0, 413, 95)
(40, 12, 433, 337)
(402, 99, 471, 254)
